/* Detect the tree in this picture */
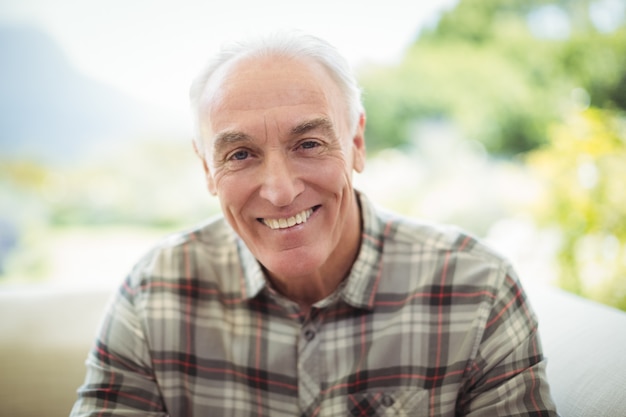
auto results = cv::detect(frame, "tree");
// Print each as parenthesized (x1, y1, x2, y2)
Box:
(359, 0, 626, 156)
(526, 107, 626, 310)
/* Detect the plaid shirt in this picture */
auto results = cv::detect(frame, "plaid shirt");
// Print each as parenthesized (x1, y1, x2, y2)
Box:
(71, 192, 557, 416)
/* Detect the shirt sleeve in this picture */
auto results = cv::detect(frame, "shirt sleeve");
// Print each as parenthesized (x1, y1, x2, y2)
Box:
(459, 265, 558, 416)
(69, 278, 169, 417)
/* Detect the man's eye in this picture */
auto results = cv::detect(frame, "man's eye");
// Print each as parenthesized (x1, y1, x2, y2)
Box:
(300, 141, 320, 150)
(229, 150, 249, 161)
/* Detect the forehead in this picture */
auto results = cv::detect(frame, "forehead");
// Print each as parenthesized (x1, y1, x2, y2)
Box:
(199, 55, 346, 132)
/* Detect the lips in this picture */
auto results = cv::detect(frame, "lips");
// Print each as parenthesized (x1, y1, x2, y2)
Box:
(260, 207, 317, 230)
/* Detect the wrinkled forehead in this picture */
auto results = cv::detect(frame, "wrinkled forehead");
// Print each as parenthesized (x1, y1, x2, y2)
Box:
(197, 54, 349, 133)
(202, 53, 345, 103)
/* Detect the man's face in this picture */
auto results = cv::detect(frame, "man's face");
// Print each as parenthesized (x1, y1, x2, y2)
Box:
(197, 55, 366, 283)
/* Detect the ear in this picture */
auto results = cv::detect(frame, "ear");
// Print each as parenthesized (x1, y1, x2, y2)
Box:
(351, 113, 366, 173)
(192, 138, 218, 195)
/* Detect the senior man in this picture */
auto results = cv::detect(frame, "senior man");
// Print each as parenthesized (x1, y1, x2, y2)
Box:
(71, 32, 557, 416)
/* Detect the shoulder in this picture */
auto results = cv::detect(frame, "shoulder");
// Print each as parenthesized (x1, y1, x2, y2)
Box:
(378, 206, 506, 264)
(161, 214, 235, 251)
(372, 205, 515, 292)
(126, 215, 237, 286)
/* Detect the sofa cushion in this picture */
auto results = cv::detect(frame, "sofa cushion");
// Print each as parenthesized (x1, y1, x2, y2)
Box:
(0, 286, 112, 417)
(527, 284, 626, 417)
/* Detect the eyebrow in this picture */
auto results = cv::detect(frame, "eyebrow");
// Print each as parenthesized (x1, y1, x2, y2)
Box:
(212, 131, 253, 157)
(290, 117, 336, 138)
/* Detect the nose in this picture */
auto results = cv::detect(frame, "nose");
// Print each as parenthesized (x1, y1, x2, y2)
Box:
(258, 153, 304, 207)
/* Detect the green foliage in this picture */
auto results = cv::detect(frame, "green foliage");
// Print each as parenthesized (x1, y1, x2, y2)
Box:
(425, 0, 543, 43)
(526, 108, 626, 310)
(1, 140, 218, 228)
(0, 139, 220, 283)
(359, 0, 626, 156)
(557, 28, 626, 109)
(361, 39, 559, 155)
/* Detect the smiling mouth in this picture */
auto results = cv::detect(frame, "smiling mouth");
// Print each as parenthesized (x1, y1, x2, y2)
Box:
(259, 206, 319, 230)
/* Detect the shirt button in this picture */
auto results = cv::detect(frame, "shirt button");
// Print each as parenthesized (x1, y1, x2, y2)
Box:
(381, 394, 395, 407)
(304, 329, 315, 341)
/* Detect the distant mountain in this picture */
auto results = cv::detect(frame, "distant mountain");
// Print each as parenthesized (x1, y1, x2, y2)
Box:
(0, 24, 174, 163)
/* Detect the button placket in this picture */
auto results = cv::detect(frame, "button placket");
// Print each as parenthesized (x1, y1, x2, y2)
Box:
(304, 328, 316, 341)
(297, 314, 323, 412)
(381, 394, 395, 408)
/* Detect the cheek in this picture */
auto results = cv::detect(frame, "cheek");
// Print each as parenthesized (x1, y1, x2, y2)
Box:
(303, 159, 353, 195)
(214, 172, 255, 209)
(322, 154, 353, 180)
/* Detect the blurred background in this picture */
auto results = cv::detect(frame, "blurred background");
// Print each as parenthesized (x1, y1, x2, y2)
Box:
(1, 0, 625, 311)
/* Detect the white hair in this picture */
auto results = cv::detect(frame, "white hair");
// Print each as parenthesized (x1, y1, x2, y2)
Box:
(189, 31, 364, 152)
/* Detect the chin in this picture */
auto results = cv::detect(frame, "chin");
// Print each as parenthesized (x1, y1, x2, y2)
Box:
(260, 250, 327, 280)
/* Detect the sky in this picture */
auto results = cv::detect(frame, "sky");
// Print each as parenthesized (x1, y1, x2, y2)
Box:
(0, 0, 458, 129)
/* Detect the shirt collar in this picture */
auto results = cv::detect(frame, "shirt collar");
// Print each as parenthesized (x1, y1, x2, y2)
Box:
(236, 238, 266, 300)
(235, 191, 386, 310)
(339, 191, 386, 310)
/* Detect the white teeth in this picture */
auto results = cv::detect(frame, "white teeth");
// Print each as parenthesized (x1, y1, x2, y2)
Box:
(263, 208, 314, 230)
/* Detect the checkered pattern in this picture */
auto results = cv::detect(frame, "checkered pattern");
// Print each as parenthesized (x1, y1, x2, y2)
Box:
(70, 192, 557, 416)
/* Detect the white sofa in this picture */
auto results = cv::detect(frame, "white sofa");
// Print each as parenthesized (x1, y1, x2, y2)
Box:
(1, 283, 625, 416)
